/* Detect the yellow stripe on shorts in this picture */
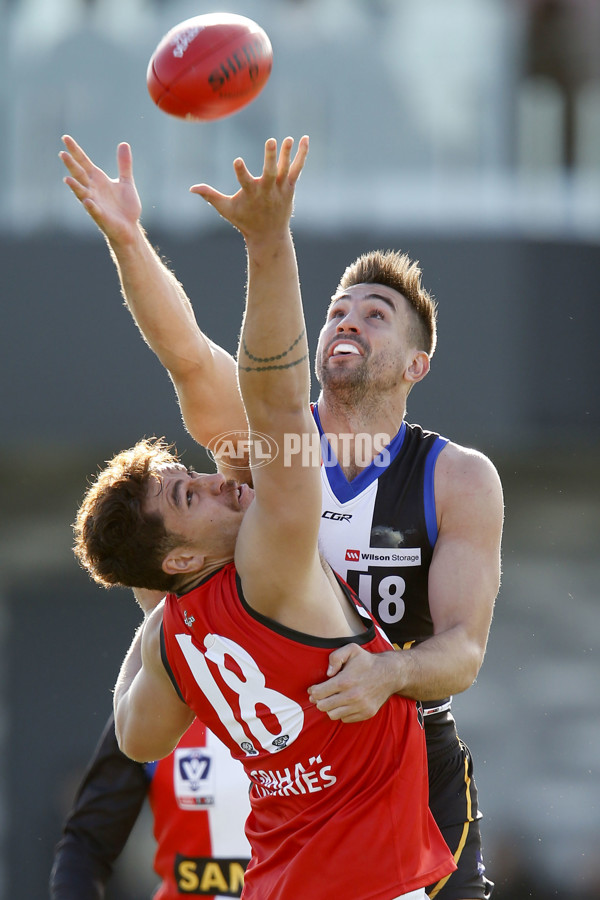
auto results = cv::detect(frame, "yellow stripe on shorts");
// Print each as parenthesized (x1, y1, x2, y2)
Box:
(427, 753, 473, 899)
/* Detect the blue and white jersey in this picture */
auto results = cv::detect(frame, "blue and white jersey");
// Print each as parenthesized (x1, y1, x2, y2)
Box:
(314, 405, 448, 655)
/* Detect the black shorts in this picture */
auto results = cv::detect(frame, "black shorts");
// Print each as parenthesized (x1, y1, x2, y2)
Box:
(425, 718, 493, 900)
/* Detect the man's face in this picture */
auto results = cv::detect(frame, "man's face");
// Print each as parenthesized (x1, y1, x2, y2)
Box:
(144, 464, 254, 562)
(315, 283, 417, 401)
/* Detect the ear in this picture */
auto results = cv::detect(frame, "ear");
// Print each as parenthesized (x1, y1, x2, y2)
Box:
(405, 350, 430, 385)
(161, 547, 205, 577)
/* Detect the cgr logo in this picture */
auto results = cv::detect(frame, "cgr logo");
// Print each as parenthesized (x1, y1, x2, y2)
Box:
(345, 549, 360, 561)
(322, 510, 352, 522)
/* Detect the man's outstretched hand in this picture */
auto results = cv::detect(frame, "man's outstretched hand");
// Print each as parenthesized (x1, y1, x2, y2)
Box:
(59, 135, 141, 243)
(190, 136, 309, 242)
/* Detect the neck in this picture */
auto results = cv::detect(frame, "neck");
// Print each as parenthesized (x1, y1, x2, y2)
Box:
(174, 557, 232, 595)
(316, 391, 407, 481)
(317, 390, 406, 441)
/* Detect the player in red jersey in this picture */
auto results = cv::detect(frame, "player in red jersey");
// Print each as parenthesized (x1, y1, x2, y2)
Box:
(50, 711, 251, 899)
(71, 137, 454, 900)
(50, 589, 251, 900)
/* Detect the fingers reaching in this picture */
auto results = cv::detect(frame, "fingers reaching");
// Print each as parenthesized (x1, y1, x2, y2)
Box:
(275, 136, 293, 184)
(289, 135, 309, 184)
(262, 137, 279, 184)
(58, 135, 142, 237)
(116, 142, 134, 182)
(60, 134, 93, 173)
(189, 135, 309, 204)
(188, 183, 229, 211)
(264, 135, 308, 187)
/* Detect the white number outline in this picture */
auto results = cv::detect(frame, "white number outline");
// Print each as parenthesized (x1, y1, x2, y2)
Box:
(175, 633, 304, 756)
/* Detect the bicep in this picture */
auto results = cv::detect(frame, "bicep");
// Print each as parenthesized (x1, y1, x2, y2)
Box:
(429, 530, 498, 649)
(118, 629, 194, 762)
(430, 450, 504, 644)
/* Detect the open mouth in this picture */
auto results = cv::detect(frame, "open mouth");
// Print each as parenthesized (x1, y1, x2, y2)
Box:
(330, 341, 363, 357)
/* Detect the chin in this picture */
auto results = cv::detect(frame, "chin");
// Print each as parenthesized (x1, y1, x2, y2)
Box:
(322, 364, 368, 390)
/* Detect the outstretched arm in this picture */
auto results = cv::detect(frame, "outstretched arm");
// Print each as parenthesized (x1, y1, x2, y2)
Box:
(59, 136, 247, 470)
(192, 138, 336, 628)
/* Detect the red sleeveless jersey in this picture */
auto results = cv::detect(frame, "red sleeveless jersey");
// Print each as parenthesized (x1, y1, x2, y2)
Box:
(161, 563, 455, 900)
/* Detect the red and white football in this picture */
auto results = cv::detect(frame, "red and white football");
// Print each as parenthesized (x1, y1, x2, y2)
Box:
(146, 13, 273, 121)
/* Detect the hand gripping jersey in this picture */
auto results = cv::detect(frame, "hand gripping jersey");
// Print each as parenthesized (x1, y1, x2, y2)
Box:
(313, 407, 452, 720)
(148, 718, 251, 899)
(161, 563, 455, 900)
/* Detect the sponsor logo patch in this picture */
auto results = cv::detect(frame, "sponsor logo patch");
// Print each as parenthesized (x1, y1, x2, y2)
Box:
(344, 548, 421, 567)
(175, 855, 249, 896)
(322, 510, 352, 522)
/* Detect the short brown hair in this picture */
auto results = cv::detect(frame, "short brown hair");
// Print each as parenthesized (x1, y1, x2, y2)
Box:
(337, 249, 437, 356)
(73, 438, 184, 591)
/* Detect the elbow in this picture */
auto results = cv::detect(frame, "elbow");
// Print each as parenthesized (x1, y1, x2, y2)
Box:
(116, 729, 153, 763)
(114, 715, 147, 763)
(114, 720, 133, 760)
(115, 715, 176, 763)
(456, 640, 487, 694)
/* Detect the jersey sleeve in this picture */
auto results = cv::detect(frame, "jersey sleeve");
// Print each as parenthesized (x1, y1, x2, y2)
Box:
(49, 712, 149, 899)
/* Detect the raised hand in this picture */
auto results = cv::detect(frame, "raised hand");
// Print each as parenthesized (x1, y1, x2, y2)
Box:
(190, 136, 309, 242)
(59, 135, 141, 244)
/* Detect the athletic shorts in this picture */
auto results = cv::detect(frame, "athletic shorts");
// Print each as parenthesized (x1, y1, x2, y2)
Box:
(425, 721, 494, 900)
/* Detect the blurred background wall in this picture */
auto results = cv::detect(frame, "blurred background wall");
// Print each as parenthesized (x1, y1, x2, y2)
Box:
(0, 0, 599, 897)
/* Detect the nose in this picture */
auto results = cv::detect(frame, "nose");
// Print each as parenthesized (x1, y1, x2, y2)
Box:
(335, 310, 360, 334)
(198, 472, 227, 494)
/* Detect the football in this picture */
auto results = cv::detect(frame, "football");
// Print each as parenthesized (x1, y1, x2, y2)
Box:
(146, 13, 273, 121)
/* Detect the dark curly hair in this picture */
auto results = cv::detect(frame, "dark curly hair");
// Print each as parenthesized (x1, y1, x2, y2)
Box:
(73, 437, 185, 591)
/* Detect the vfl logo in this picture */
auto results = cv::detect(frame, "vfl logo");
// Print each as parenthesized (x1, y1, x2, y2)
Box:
(184, 610, 196, 628)
(179, 753, 211, 791)
(322, 510, 352, 522)
(345, 549, 360, 561)
(272, 734, 290, 750)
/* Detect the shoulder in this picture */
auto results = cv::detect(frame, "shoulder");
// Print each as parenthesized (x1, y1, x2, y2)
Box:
(437, 440, 501, 487)
(435, 441, 504, 520)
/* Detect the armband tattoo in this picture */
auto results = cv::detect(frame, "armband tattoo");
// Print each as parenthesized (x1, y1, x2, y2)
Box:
(240, 328, 308, 371)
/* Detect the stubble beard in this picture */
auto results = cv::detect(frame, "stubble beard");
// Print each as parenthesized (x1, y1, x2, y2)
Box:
(317, 357, 370, 406)
(317, 350, 404, 412)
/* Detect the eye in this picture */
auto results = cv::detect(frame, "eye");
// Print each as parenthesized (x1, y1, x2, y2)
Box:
(368, 308, 385, 320)
(328, 307, 344, 320)
(186, 490, 193, 507)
